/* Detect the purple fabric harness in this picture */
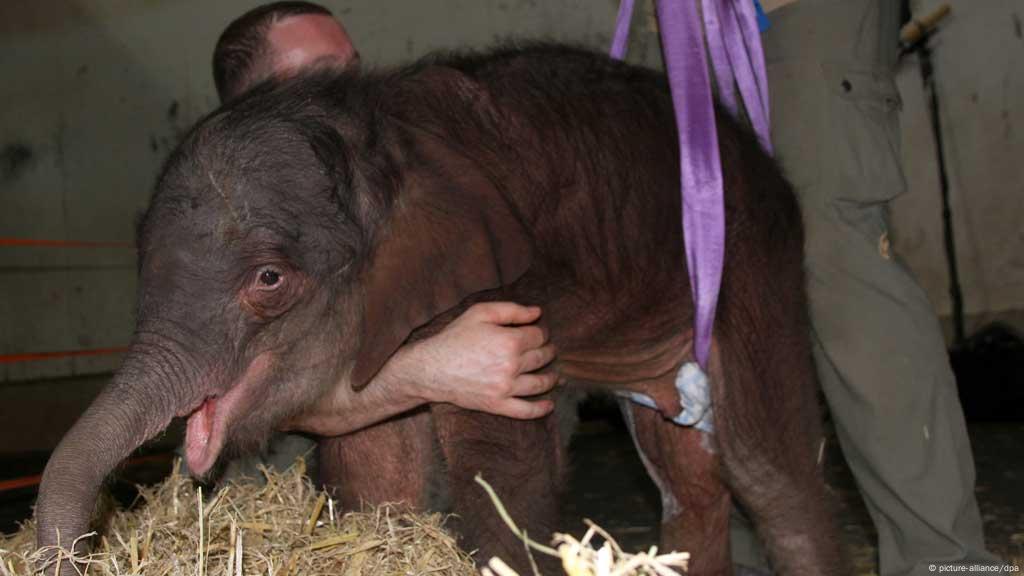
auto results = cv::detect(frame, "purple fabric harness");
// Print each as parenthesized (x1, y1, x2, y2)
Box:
(610, 0, 771, 369)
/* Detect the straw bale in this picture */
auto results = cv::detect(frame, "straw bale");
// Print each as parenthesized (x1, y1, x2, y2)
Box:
(0, 460, 476, 576)
(1, 463, 692, 576)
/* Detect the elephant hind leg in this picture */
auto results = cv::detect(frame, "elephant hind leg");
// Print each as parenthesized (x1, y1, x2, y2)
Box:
(623, 401, 733, 576)
(711, 233, 846, 576)
(431, 402, 568, 575)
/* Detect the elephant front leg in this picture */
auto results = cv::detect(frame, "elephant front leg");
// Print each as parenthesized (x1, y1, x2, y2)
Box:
(431, 403, 567, 575)
(317, 408, 436, 510)
(623, 401, 733, 576)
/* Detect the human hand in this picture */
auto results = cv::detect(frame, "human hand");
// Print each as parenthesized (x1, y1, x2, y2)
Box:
(399, 302, 558, 419)
(282, 302, 557, 437)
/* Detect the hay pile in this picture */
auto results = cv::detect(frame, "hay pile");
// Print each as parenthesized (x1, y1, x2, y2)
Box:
(0, 460, 476, 576)
(474, 476, 689, 576)
(0, 463, 690, 576)
(480, 523, 690, 576)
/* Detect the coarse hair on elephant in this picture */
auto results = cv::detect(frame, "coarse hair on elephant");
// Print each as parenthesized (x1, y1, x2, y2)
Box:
(35, 43, 844, 576)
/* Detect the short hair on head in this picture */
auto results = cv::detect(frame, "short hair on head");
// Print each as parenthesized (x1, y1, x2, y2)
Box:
(213, 1, 333, 102)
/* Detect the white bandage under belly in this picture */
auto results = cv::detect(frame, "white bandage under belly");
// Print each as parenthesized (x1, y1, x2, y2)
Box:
(617, 362, 714, 433)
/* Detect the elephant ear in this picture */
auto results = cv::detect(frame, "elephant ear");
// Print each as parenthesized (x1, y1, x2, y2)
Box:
(349, 128, 533, 390)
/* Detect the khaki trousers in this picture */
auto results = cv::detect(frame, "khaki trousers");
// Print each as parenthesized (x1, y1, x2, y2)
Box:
(731, 2, 998, 574)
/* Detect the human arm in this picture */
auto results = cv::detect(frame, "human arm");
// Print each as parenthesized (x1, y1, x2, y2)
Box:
(285, 302, 558, 436)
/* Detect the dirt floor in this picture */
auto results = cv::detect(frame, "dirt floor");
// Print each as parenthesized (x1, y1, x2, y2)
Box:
(2, 412, 1022, 575)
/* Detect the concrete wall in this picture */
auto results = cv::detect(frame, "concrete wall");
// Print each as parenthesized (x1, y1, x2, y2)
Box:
(0, 0, 650, 387)
(892, 0, 1024, 340)
(0, 0, 1020, 447)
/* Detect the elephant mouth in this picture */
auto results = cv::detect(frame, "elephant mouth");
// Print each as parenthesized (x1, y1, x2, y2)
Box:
(184, 353, 271, 477)
(185, 397, 220, 476)
(184, 392, 237, 477)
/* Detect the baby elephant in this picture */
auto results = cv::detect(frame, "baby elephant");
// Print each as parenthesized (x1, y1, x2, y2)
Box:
(36, 43, 843, 576)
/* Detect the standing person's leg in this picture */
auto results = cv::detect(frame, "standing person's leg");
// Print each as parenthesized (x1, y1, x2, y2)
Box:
(763, 2, 999, 575)
(805, 232, 992, 576)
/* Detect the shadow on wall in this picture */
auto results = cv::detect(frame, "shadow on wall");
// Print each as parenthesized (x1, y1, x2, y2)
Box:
(0, 0, 218, 35)
(952, 322, 1024, 422)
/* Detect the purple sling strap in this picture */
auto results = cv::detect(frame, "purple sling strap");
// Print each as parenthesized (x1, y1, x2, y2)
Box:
(610, 0, 772, 368)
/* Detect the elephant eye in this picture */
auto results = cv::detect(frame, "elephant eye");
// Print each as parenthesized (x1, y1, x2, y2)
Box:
(256, 267, 283, 290)
(242, 263, 299, 318)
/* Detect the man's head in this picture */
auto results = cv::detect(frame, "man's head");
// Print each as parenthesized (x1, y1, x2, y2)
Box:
(213, 1, 359, 102)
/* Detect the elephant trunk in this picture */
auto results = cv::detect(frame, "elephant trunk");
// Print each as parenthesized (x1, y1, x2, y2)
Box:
(35, 336, 203, 573)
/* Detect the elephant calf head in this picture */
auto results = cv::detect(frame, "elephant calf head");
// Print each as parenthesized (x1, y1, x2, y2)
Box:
(34, 66, 532, 570)
(137, 85, 382, 475)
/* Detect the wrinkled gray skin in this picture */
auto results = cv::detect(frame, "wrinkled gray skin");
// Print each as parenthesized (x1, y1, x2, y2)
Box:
(36, 80, 370, 565)
(37, 44, 843, 576)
